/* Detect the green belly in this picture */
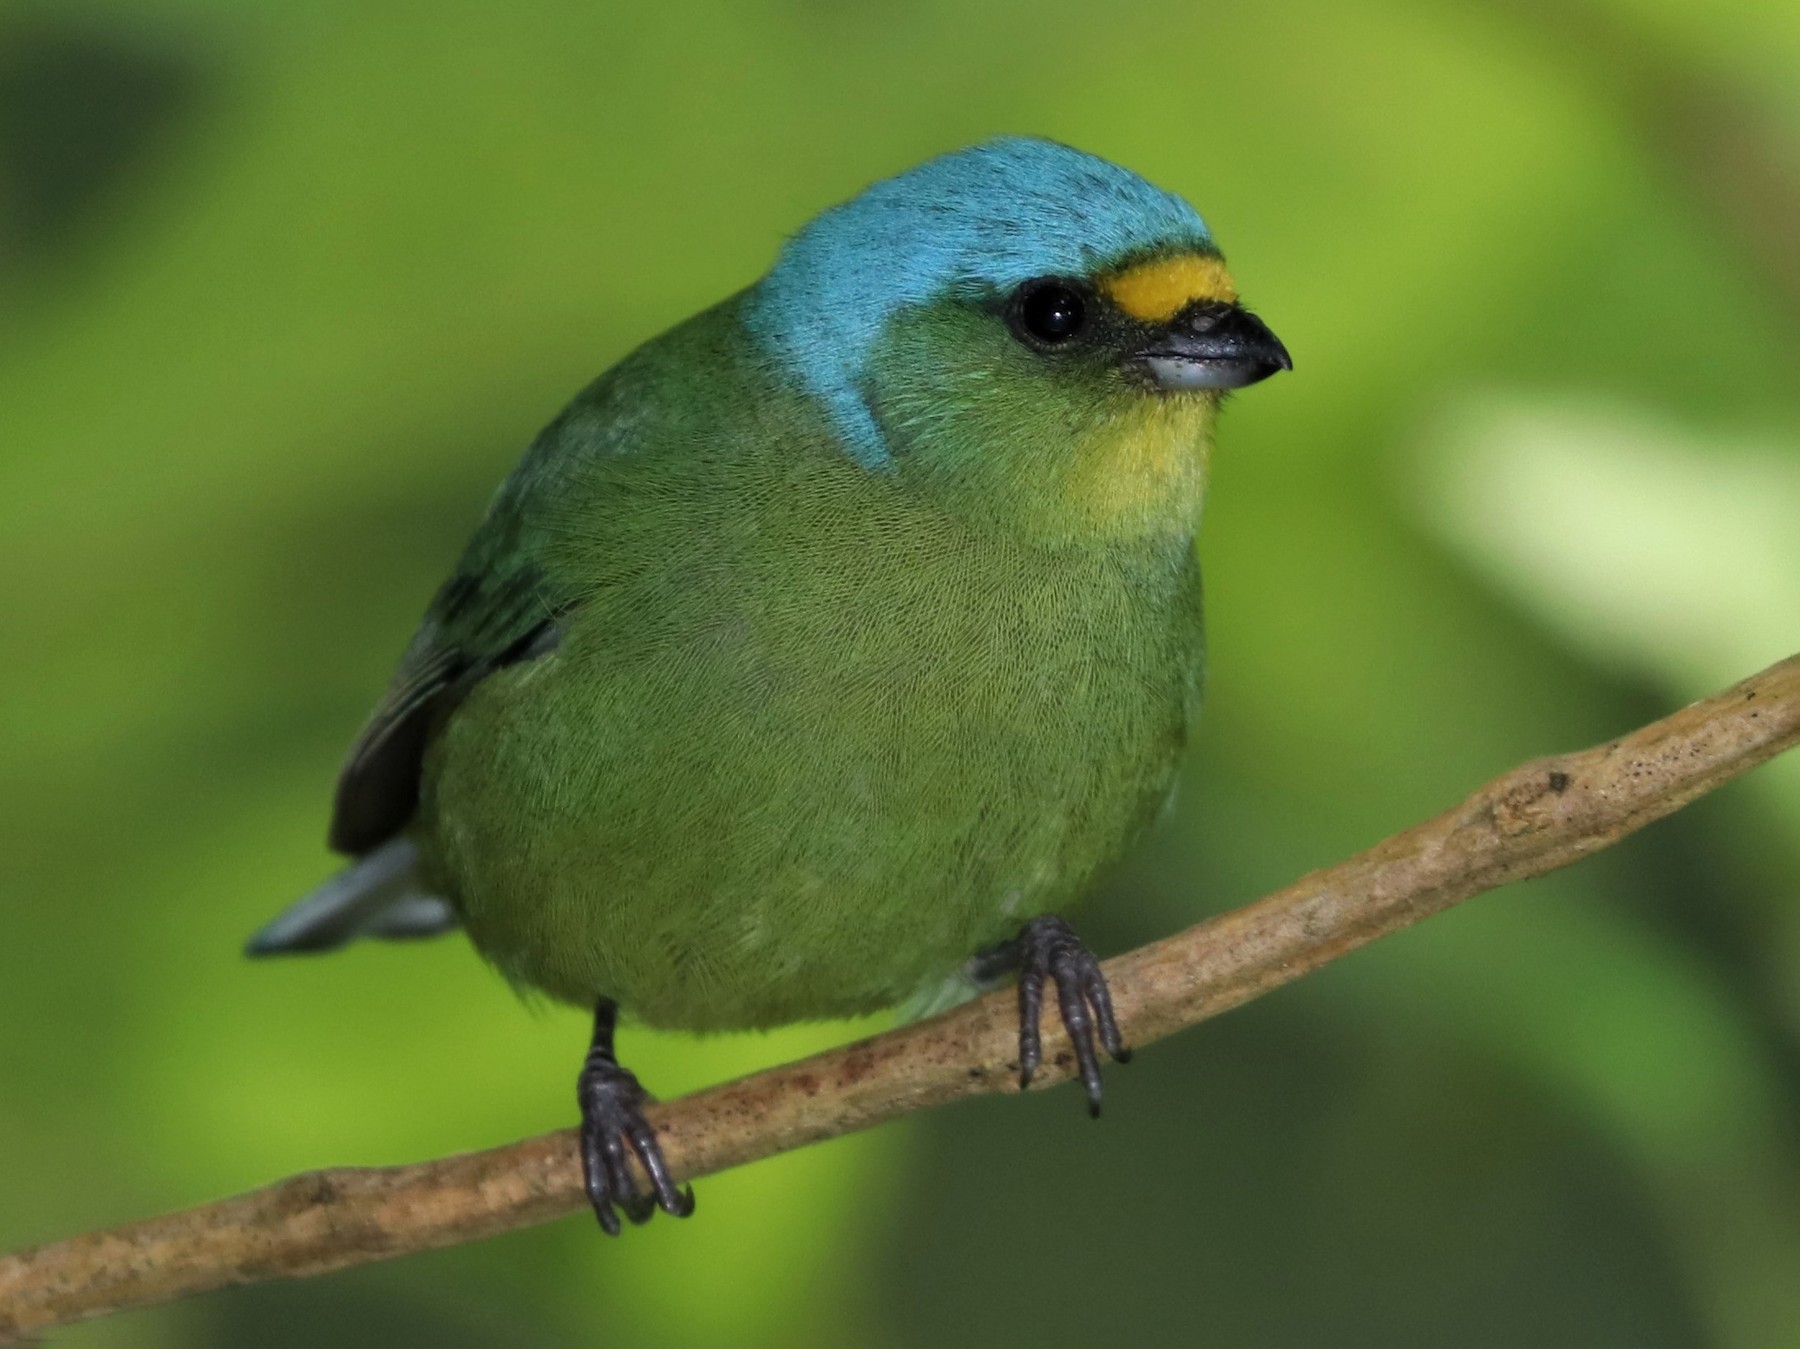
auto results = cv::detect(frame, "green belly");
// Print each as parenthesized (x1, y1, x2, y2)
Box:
(419, 467, 1203, 1030)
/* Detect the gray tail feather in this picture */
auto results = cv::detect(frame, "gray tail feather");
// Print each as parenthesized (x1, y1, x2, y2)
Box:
(245, 837, 458, 956)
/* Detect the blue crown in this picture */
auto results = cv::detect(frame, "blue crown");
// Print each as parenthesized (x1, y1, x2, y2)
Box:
(745, 137, 1214, 466)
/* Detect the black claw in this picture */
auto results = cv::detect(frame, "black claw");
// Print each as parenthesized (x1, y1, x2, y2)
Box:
(1017, 963, 1046, 1090)
(625, 1112, 695, 1218)
(995, 916, 1130, 1115)
(577, 1000, 694, 1236)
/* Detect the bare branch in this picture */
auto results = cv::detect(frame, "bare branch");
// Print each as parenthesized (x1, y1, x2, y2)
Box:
(4, 653, 1797, 1340)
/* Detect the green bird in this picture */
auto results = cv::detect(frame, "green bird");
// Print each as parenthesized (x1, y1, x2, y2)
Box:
(247, 136, 1289, 1233)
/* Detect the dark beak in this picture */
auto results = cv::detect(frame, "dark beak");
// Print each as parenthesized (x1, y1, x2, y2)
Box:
(1134, 301, 1292, 391)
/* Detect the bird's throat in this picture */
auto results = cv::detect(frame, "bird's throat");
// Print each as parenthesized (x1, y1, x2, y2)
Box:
(1061, 395, 1214, 539)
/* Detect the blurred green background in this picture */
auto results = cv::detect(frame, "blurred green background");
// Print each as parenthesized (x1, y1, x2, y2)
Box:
(2, 1, 1797, 1345)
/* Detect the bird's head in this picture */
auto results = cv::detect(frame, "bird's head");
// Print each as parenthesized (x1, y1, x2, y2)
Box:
(745, 137, 1289, 541)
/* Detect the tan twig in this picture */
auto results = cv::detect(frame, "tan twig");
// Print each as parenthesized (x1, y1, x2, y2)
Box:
(3, 653, 1797, 1340)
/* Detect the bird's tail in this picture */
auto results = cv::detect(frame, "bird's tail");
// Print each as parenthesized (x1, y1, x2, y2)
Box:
(244, 837, 458, 956)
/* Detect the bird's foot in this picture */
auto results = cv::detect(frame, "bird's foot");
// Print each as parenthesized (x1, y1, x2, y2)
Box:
(577, 1001, 695, 1236)
(984, 915, 1131, 1117)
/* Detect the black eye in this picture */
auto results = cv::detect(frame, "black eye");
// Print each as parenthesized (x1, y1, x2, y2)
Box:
(1013, 281, 1088, 347)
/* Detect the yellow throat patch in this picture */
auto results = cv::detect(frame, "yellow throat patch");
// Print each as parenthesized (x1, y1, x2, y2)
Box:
(1066, 396, 1215, 537)
(1103, 253, 1237, 322)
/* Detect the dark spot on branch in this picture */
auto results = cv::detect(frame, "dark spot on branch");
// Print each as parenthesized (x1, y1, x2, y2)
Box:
(837, 1049, 875, 1087)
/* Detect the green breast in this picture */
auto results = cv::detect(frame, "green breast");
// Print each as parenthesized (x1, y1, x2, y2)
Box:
(417, 309, 1206, 1029)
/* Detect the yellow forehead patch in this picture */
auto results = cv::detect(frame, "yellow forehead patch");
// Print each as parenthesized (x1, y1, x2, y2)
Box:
(1103, 254, 1237, 322)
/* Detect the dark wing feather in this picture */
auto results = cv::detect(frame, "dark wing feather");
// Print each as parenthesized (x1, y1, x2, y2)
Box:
(328, 566, 561, 856)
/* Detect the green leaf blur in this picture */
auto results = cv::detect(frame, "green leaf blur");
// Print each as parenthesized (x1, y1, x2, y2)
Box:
(2, 2, 1796, 1345)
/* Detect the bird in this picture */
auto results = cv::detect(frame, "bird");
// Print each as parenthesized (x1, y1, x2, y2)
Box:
(246, 136, 1290, 1235)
